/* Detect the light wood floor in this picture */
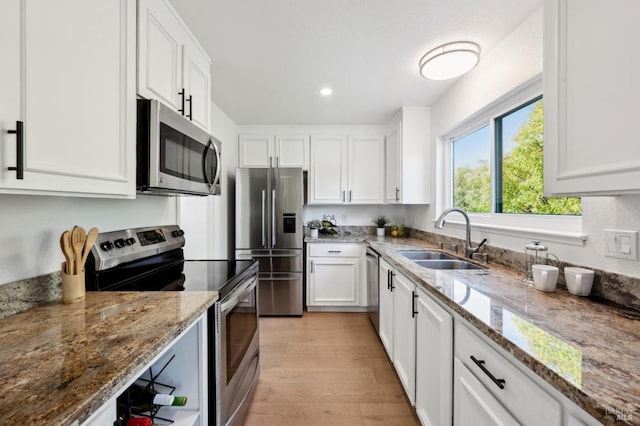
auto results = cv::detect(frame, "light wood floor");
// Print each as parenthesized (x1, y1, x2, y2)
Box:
(245, 312, 421, 426)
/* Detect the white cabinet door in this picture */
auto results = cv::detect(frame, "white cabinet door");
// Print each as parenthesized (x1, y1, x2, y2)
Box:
(385, 121, 401, 204)
(307, 257, 359, 306)
(275, 134, 309, 169)
(392, 271, 416, 406)
(309, 135, 348, 203)
(239, 135, 273, 167)
(416, 287, 453, 426)
(454, 358, 520, 426)
(544, 0, 640, 195)
(81, 398, 116, 426)
(0, 0, 136, 198)
(183, 42, 211, 132)
(348, 136, 385, 204)
(378, 258, 394, 360)
(138, 0, 211, 132)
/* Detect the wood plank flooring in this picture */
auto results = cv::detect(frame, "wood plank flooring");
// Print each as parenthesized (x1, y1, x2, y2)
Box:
(245, 312, 421, 426)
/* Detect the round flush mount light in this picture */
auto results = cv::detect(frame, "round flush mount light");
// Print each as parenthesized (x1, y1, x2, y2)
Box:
(319, 87, 333, 96)
(419, 41, 480, 80)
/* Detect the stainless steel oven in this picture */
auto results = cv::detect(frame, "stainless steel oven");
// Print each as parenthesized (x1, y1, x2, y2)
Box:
(137, 99, 221, 196)
(215, 273, 260, 426)
(85, 225, 260, 426)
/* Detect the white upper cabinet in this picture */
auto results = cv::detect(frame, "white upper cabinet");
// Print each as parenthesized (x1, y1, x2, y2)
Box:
(544, 0, 640, 195)
(385, 107, 431, 204)
(238, 134, 309, 169)
(0, 0, 136, 198)
(138, 0, 211, 131)
(309, 135, 384, 204)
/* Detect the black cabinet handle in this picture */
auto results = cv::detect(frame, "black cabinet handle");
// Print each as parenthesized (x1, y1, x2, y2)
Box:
(389, 271, 395, 291)
(387, 269, 391, 290)
(470, 355, 505, 389)
(412, 291, 418, 318)
(186, 94, 193, 120)
(7, 121, 24, 180)
(178, 88, 186, 115)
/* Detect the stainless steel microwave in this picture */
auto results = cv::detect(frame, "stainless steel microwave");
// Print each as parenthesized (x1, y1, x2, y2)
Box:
(137, 99, 221, 196)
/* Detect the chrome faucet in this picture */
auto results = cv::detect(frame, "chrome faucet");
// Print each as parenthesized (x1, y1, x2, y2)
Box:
(434, 208, 486, 258)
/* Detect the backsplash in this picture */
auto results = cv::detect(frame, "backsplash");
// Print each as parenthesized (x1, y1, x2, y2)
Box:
(0, 272, 61, 320)
(408, 228, 640, 312)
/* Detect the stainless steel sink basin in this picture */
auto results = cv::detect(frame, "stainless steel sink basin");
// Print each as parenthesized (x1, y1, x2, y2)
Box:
(414, 259, 486, 270)
(397, 250, 456, 260)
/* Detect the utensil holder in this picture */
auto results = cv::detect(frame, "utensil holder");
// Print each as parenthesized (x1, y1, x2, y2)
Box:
(61, 263, 85, 304)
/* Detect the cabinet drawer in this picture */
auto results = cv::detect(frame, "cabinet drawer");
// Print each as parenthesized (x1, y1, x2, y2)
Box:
(308, 243, 362, 257)
(455, 322, 561, 426)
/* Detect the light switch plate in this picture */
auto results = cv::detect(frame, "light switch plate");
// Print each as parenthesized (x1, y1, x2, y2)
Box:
(603, 229, 639, 260)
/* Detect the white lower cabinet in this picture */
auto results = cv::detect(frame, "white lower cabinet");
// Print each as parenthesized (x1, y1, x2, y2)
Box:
(306, 243, 366, 311)
(378, 258, 394, 359)
(82, 314, 207, 426)
(392, 271, 417, 406)
(454, 357, 519, 426)
(415, 286, 452, 426)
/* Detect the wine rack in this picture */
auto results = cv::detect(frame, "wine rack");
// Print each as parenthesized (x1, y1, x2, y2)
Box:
(116, 355, 178, 425)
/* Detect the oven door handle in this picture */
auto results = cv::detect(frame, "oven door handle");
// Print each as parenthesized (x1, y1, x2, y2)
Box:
(221, 275, 257, 313)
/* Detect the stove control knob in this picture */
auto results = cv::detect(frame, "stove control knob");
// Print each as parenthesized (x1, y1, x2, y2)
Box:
(113, 238, 126, 249)
(172, 229, 185, 237)
(100, 241, 114, 251)
(125, 237, 136, 246)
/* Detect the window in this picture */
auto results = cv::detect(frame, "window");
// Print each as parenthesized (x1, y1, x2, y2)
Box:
(451, 96, 581, 216)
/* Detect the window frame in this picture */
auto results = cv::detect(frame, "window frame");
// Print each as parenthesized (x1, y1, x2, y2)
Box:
(438, 76, 586, 246)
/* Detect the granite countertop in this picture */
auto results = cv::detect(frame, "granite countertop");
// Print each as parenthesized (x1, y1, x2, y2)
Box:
(0, 291, 218, 425)
(361, 237, 639, 425)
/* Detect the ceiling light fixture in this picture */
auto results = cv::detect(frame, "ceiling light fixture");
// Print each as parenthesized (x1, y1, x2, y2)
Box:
(419, 41, 480, 80)
(320, 87, 333, 96)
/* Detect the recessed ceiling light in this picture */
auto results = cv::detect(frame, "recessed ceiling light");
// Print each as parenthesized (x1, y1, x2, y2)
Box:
(419, 41, 480, 80)
(320, 87, 333, 96)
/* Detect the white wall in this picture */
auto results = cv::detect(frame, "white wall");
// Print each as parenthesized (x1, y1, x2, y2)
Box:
(179, 101, 239, 259)
(410, 6, 640, 278)
(0, 195, 177, 284)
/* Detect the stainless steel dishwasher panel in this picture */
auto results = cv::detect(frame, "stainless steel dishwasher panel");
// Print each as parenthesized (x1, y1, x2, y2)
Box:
(366, 247, 380, 333)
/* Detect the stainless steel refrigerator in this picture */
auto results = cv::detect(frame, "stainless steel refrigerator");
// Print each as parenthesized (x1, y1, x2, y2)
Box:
(235, 167, 303, 316)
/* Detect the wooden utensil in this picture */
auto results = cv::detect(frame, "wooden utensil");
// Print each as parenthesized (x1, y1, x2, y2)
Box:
(71, 226, 86, 274)
(60, 231, 74, 274)
(80, 227, 99, 270)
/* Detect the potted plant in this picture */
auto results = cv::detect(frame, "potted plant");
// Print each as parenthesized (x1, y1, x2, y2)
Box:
(307, 219, 322, 238)
(373, 215, 389, 236)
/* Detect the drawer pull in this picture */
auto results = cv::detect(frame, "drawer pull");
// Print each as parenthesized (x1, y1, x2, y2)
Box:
(328, 250, 342, 253)
(412, 291, 418, 318)
(470, 355, 505, 389)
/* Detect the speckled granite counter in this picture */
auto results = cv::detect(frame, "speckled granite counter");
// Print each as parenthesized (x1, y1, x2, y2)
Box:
(0, 291, 218, 425)
(307, 235, 640, 425)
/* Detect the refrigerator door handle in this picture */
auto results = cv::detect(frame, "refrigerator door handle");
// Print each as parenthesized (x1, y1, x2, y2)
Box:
(261, 190, 266, 248)
(272, 189, 276, 247)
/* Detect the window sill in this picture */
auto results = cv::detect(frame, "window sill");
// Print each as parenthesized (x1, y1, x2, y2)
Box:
(434, 217, 587, 247)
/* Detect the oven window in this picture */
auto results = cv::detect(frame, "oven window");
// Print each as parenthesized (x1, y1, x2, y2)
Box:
(159, 123, 206, 183)
(226, 291, 257, 384)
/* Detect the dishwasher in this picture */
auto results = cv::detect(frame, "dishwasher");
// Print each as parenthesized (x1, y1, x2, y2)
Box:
(366, 247, 380, 333)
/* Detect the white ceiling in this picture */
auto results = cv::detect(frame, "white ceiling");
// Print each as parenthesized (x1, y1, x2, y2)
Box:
(169, 0, 542, 126)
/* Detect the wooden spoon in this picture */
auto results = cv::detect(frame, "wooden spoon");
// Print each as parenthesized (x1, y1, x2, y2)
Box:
(60, 231, 73, 274)
(80, 227, 99, 270)
(71, 226, 86, 274)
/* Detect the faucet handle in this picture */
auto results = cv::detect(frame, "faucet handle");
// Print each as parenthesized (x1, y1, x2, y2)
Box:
(472, 252, 489, 264)
(451, 244, 458, 254)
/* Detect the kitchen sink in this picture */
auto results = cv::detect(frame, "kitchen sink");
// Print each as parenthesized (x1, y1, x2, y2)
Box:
(414, 259, 487, 270)
(397, 250, 456, 260)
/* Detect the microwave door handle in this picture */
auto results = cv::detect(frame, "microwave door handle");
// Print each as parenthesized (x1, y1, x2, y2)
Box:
(261, 190, 266, 248)
(202, 140, 212, 187)
(212, 140, 221, 189)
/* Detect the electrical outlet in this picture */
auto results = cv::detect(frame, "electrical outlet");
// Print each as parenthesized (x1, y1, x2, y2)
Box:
(603, 229, 639, 260)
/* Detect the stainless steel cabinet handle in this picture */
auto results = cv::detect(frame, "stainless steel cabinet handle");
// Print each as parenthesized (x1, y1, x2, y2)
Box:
(349, 190, 352, 202)
(395, 188, 400, 202)
(328, 250, 342, 253)
(7, 121, 24, 180)
(310, 260, 314, 273)
(342, 190, 346, 202)
(470, 355, 506, 389)
(261, 190, 266, 248)
(276, 156, 279, 168)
